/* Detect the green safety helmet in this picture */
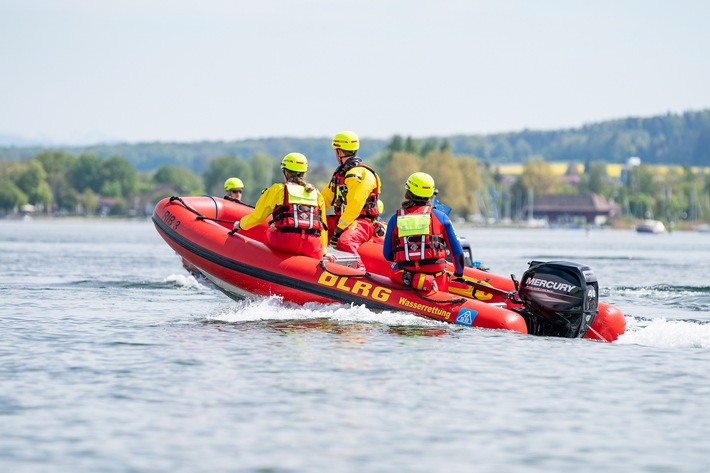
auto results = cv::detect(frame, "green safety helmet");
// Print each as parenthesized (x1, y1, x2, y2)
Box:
(332, 131, 359, 151)
(281, 153, 309, 172)
(405, 172, 436, 198)
(224, 177, 244, 191)
(377, 199, 384, 214)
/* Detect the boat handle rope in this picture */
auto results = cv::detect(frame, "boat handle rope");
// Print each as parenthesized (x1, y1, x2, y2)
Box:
(168, 196, 237, 224)
(319, 261, 467, 304)
(203, 194, 219, 221)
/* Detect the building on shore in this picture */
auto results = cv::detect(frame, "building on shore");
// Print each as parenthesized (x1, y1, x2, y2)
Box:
(526, 193, 621, 225)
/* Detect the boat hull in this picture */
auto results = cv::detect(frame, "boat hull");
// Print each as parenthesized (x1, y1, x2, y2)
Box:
(153, 196, 625, 341)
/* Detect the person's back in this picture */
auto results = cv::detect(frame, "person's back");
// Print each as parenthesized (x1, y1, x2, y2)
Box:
(383, 172, 464, 292)
(233, 154, 328, 259)
(321, 131, 381, 268)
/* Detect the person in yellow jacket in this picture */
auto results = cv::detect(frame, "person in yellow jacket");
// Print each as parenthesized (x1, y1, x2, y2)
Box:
(233, 153, 329, 259)
(321, 131, 381, 267)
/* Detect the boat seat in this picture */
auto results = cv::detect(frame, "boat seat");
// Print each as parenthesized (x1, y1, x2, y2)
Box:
(324, 247, 362, 268)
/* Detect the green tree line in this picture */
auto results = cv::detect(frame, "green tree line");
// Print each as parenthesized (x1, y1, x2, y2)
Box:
(0, 150, 279, 216)
(3, 139, 710, 225)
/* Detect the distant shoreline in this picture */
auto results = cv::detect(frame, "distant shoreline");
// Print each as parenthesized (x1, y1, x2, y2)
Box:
(5, 214, 708, 232)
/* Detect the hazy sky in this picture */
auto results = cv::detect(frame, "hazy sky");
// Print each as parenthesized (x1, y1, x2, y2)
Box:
(2, 0, 709, 145)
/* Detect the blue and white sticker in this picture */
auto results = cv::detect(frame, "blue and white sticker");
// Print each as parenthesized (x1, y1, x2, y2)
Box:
(455, 309, 477, 326)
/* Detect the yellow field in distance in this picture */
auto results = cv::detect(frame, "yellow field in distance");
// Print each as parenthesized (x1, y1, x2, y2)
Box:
(494, 163, 710, 178)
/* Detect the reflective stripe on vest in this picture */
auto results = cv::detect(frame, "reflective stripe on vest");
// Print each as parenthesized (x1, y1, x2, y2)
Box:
(287, 184, 317, 228)
(393, 206, 447, 263)
(272, 183, 323, 231)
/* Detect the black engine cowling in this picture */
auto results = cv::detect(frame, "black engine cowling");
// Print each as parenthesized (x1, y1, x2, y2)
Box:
(517, 261, 598, 338)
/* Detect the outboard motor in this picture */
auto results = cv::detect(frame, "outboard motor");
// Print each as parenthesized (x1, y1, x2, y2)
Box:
(517, 261, 598, 338)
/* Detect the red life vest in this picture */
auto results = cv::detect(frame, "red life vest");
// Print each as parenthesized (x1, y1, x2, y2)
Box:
(393, 206, 447, 267)
(327, 160, 381, 219)
(272, 183, 324, 235)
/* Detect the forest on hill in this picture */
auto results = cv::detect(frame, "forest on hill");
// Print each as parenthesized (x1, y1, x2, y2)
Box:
(1, 109, 709, 172)
(2, 109, 710, 227)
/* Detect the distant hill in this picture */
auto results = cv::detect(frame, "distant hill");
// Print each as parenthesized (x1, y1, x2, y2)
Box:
(0, 133, 48, 147)
(1, 109, 709, 172)
(0, 138, 388, 173)
(446, 109, 710, 166)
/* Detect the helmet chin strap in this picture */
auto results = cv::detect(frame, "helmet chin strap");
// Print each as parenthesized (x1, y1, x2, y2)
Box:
(336, 149, 347, 165)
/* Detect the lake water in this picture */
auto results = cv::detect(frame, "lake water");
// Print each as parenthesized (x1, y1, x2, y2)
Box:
(1, 219, 709, 473)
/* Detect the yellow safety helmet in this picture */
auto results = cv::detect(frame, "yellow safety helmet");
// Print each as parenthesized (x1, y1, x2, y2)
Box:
(224, 177, 244, 191)
(377, 199, 384, 214)
(281, 153, 309, 172)
(405, 172, 436, 198)
(332, 131, 359, 151)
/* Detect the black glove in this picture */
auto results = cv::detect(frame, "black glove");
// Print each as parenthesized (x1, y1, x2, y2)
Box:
(329, 228, 343, 248)
(373, 222, 385, 237)
(454, 253, 465, 278)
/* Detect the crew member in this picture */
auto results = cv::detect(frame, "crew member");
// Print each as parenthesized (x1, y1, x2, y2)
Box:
(224, 177, 244, 203)
(383, 172, 465, 292)
(233, 153, 328, 259)
(321, 131, 381, 267)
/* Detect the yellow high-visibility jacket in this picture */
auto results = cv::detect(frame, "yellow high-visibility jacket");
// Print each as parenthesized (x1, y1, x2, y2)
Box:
(239, 183, 329, 255)
(321, 165, 379, 232)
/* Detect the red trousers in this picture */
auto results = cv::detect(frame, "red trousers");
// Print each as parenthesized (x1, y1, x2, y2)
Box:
(266, 227, 322, 259)
(326, 216, 375, 254)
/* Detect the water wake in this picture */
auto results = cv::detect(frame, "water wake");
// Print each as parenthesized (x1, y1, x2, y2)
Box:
(204, 295, 435, 327)
(165, 273, 209, 290)
(617, 316, 710, 348)
(167, 273, 710, 347)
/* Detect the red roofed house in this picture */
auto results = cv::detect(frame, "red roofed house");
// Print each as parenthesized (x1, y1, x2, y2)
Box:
(528, 193, 621, 225)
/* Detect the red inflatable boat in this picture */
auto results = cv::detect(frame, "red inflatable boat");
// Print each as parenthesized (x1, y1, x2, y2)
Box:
(153, 196, 626, 341)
